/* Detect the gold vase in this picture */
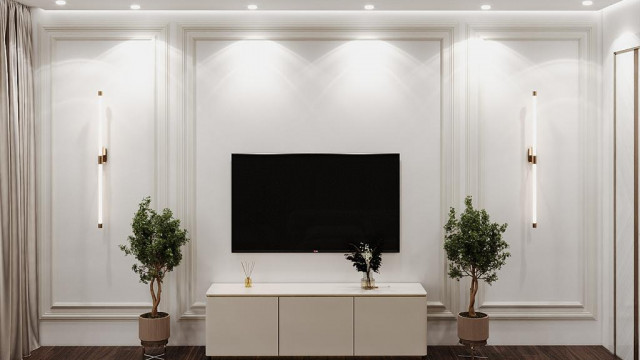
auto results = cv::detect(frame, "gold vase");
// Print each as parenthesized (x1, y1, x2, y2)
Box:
(244, 277, 252, 288)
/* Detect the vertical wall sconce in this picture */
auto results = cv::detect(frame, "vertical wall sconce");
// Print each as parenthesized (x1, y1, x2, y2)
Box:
(528, 90, 538, 228)
(97, 90, 107, 229)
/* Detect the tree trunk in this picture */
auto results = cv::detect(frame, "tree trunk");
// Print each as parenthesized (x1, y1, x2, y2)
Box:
(150, 279, 158, 318)
(156, 279, 162, 316)
(468, 276, 478, 317)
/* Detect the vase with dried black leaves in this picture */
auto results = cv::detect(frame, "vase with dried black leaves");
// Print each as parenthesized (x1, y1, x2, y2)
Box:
(444, 196, 509, 347)
(345, 241, 382, 289)
(120, 197, 189, 357)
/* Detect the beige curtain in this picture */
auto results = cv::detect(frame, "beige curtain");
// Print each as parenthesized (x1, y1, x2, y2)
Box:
(0, 0, 39, 359)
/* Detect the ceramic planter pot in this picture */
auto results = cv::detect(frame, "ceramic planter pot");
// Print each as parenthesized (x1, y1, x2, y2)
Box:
(139, 312, 170, 356)
(457, 312, 489, 342)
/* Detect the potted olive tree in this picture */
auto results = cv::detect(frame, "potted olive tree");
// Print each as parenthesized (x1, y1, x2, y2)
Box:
(444, 196, 509, 344)
(120, 197, 189, 357)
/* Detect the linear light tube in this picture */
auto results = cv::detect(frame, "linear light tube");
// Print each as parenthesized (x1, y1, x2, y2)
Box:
(531, 91, 537, 228)
(98, 90, 105, 229)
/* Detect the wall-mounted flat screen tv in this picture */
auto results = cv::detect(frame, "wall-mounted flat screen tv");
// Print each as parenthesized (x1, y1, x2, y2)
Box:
(232, 153, 400, 253)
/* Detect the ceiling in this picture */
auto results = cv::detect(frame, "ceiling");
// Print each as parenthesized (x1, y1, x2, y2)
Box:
(22, 0, 624, 11)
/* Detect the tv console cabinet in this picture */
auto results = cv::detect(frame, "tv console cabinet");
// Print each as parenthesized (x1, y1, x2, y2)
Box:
(205, 283, 427, 357)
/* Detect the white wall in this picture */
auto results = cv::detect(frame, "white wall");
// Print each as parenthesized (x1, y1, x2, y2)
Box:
(602, 0, 640, 353)
(33, 9, 605, 347)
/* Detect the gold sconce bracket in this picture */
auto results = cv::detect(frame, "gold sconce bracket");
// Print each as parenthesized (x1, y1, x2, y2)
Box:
(527, 147, 537, 164)
(98, 147, 108, 164)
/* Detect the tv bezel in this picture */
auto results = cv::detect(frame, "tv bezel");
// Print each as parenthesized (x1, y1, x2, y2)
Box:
(230, 153, 401, 253)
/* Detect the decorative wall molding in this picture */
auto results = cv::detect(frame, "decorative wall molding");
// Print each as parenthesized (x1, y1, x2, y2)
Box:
(466, 25, 598, 320)
(175, 24, 459, 321)
(37, 25, 169, 320)
(35, 18, 601, 326)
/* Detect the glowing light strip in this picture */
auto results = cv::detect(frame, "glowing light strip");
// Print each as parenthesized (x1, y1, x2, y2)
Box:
(98, 90, 104, 229)
(532, 91, 537, 229)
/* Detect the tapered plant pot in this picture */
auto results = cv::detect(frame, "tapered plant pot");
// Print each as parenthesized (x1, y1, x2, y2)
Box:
(457, 312, 489, 343)
(139, 312, 170, 356)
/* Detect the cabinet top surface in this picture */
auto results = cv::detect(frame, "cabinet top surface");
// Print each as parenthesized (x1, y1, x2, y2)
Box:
(206, 283, 426, 297)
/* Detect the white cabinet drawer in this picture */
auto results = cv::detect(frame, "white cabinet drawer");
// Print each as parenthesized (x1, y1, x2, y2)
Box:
(354, 296, 427, 356)
(279, 297, 354, 356)
(206, 297, 278, 356)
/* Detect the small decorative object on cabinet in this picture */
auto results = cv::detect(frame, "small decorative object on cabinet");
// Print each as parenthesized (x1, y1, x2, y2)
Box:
(119, 197, 189, 359)
(345, 242, 382, 289)
(241, 261, 255, 288)
(444, 196, 510, 355)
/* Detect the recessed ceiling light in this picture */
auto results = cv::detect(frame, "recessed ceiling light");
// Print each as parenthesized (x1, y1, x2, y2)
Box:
(481, 4, 491, 10)
(582, 0, 593, 5)
(247, 4, 258, 10)
(55, 0, 66, 5)
(130, 4, 141, 10)
(364, 4, 375, 10)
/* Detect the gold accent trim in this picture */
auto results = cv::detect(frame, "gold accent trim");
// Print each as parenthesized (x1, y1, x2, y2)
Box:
(527, 147, 537, 164)
(634, 48, 639, 360)
(613, 44, 618, 357)
(615, 46, 640, 55)
(98, 147, 108, 164)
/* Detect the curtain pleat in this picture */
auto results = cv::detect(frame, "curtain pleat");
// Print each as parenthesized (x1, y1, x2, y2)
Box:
(0, 0, 39, 359)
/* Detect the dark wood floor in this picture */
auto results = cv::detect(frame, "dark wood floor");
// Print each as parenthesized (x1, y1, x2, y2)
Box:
(26, 346, 619, 360)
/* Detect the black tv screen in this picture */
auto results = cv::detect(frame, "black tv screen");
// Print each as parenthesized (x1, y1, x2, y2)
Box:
(231, 153, 400, 253)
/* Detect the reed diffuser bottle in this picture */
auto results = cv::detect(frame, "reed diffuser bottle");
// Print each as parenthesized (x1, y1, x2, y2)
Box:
(241, 261, 255, 288)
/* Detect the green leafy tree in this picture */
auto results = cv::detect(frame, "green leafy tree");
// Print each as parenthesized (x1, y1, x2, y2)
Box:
(120, 197, 189, 318)
(444, 196, 510, 317)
